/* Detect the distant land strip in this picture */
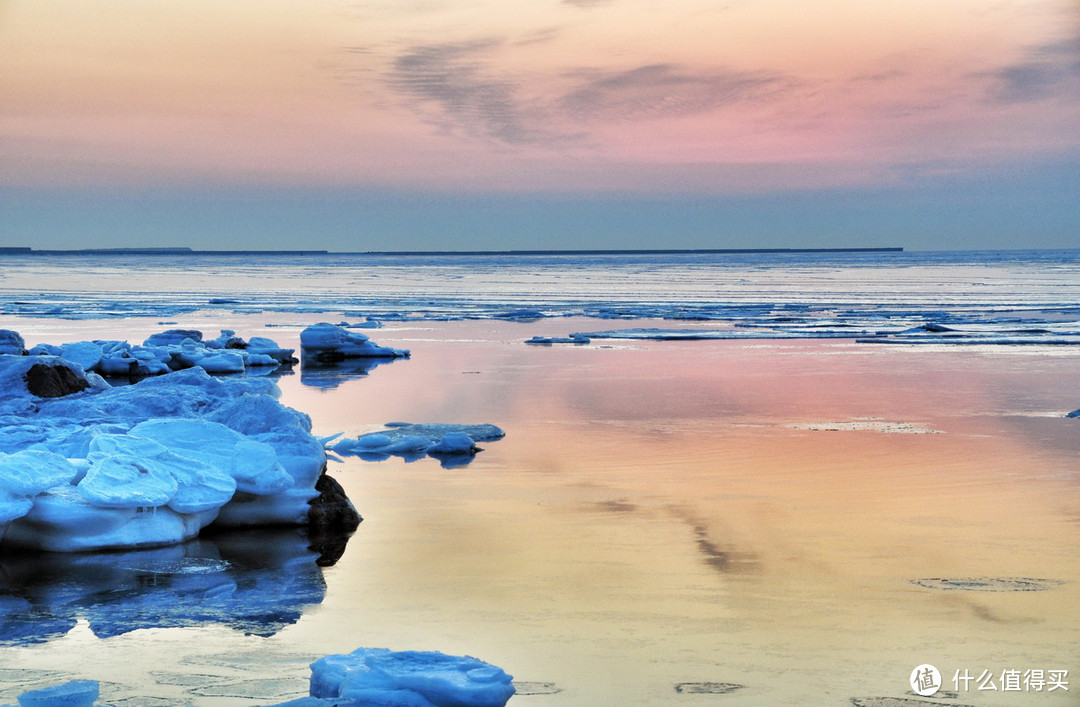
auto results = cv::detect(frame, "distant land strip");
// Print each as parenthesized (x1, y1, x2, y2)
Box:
(0, 246, 903, 256)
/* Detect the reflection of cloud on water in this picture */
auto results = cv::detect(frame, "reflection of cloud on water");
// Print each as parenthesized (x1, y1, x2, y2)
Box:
(0, 527, 345, 645)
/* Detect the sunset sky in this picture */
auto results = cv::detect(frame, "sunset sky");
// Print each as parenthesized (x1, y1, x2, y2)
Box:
(2, 0, 1078, 251)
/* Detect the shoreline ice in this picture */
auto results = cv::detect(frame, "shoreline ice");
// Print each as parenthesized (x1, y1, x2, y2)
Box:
(0, 329, 360, 553)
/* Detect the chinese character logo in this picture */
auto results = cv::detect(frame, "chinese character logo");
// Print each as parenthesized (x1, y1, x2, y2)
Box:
(911, 664, 941, 696)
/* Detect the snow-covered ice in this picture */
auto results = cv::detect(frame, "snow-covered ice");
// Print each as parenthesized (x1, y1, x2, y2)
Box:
(328, 423, 504, 467)
(0, 330, 25, 356)
(0, 332, 334, 552)
(285, 647, 514, 707)
(300, 323, 409, 362)
(21, 329, 296, 379)
(524, 334, 590, 345)
(5, 680, 98, 707)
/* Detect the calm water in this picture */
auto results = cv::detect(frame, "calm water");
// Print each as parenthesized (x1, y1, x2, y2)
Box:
(1, 251, 1079, 705)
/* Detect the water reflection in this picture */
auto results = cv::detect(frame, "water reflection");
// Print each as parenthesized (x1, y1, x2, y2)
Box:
(0, 527, 348, 645)
(300, 357, 401, 390)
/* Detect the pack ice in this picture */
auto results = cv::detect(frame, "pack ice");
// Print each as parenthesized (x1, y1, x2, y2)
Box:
(0, 330, 354, 552)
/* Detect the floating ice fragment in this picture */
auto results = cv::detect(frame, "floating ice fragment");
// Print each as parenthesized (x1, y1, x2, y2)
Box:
(15, 680, 98, 707)
(144, 330, 203, 347)
(524, 334, 590, 345)
(328, 424, 504, 466)
(303, 648, 514, 707)
(300, 323, 409, 362)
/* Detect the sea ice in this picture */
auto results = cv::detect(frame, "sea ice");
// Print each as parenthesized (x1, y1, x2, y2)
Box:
(0, 336, 338, 552)
(300, 323, 410, 362)
(329, 423, 504, 466)
(299, 648, 515, 707)
(0, 331, 25, 356)
(9, 680, 99, 707)
(19, 328, 302, 378)
(524, 334, 590, 345)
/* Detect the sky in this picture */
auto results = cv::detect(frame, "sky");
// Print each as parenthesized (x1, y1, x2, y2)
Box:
(1, 0, 1078, 251)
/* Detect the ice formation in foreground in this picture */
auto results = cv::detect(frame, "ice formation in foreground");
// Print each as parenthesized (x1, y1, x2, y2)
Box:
(0, 332, 358, 552)
(3, 680, 99, 707)
(270, 647, 515, 707)
(0, 648, 515, 707)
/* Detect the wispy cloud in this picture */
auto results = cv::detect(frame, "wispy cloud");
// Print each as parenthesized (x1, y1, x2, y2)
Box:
(387, 39, 575, 145)
(990, 37, 1080, 103)
(561, 63, 784, 122)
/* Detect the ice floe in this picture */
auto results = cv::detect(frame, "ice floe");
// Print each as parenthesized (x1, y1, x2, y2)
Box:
(0, 334, 355, 552)
(294, 647, 515, 707)
(5, 680, 99, 707)
(524, 334, 590, 345)
(327, 423, 505, 468)
(300, 323, 409, 363)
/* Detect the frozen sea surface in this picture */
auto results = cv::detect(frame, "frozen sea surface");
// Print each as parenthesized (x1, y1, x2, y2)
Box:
(1, 251, 1078, 342)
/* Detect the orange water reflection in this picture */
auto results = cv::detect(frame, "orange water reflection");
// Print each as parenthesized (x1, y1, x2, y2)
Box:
(277, 320, 1080, 705)
(1, 316, 1077, 705)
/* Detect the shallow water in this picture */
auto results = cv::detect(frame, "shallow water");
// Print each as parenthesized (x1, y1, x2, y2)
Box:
(2, 313, 1078, 705)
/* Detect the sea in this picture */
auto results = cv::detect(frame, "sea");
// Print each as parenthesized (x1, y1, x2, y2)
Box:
(1, 249, 1078, 705)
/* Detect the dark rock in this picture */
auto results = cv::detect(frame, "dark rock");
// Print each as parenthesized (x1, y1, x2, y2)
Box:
(24, 362, 90, 398)
(307, 472, 361, 567)
(308, 472, 361, 533)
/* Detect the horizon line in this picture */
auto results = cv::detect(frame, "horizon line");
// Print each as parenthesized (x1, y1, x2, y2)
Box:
(0, 246, 905, 256)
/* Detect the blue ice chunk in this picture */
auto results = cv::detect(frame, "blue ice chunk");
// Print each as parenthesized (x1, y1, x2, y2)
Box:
(328, 424, 503, 465)
(428, 433, 477, 456)
(16, 680, 98, 707)
(144, 329, 203, 346)
(76, 455, 179, 509)
(308, 648, 514, 707)
(524, 334, 590, 345)
(58, 342, 103, 372)
(494, 308, 544, 321)
(300, 323, 409, 362)
(27, 344, 62, 357)
(0, 330, 25, 355)
(0, 450, 80, 523)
